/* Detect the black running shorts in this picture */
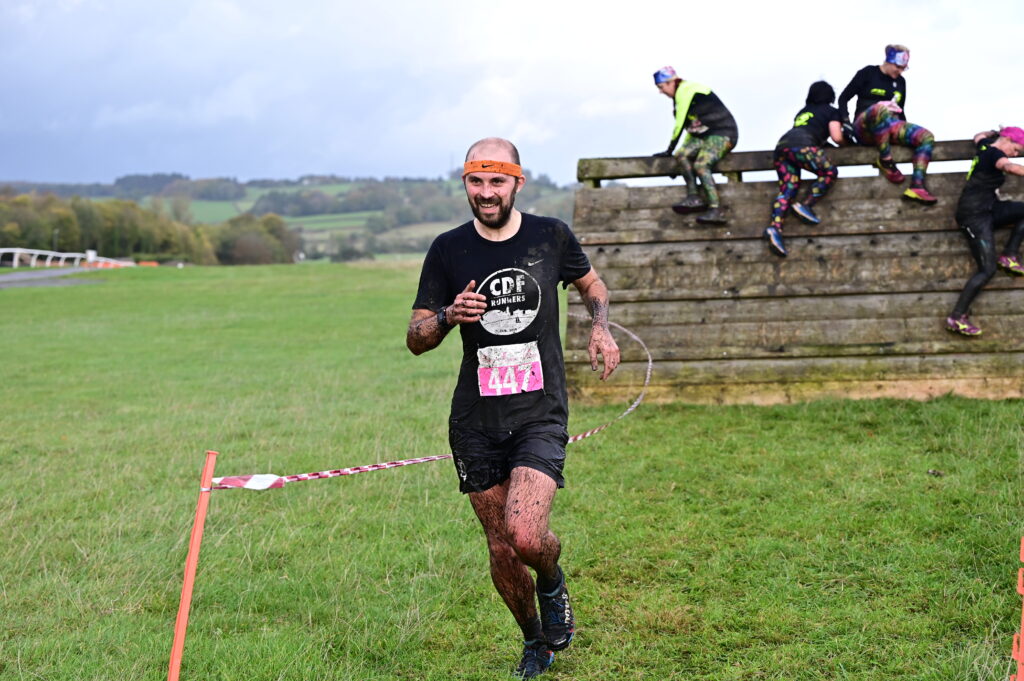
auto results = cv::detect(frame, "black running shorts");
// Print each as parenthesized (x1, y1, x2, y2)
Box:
(448, 422, 568, 494)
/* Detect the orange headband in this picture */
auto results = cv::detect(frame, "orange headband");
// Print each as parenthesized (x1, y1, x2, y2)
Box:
(462, 160, 523, 178)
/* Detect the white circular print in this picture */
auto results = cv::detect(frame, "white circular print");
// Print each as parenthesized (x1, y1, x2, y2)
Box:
(478, 267, 541, 336)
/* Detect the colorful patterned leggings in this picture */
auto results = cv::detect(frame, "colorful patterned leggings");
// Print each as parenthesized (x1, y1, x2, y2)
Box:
(854, 102, 934, 187)
(770, 146, 838, 229)
(674, 135, 735, 207)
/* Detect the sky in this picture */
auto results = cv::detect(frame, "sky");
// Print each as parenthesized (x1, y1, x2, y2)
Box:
(3, 0, 1022, 187)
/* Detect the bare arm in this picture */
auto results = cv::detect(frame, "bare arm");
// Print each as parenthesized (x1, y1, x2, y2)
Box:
(828, 120, 845, 146)
(996, 157, 1024, 176)
(406, 308, 450, 355)
(406, 280, 486, 355)
(974, 129, 999, 144)
(572, 268, 620, 380)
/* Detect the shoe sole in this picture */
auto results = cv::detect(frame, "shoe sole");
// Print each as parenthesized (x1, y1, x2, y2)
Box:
(903, 194, 937, 205)
(696, 217, 727, 225)
(998, 265, 1024, 277)
(672, 204, 706, 215)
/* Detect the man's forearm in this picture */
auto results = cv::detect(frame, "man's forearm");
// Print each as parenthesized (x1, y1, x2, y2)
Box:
(406, 309, 452, 355)
(581, 282, 610, 330)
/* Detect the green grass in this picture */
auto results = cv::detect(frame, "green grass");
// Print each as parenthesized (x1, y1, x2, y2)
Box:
(0, 264, 1021, 680)
(287, 211, 380, 233)
(187, 199, 246, 223)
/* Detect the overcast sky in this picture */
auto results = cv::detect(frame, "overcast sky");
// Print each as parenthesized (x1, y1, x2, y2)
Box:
(3, 0, 1021, 186)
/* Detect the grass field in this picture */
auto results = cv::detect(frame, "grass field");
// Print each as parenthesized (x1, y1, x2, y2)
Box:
(288, 211, 380, 233)
(186, 199, 247, 223)
(1, 263, 1022, 680)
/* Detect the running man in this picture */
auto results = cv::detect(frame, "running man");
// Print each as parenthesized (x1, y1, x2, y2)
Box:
(838, 44, 938, 204)
(764, 81, 847, 257)
(407, 137, 620, 678)
(946, 126, 1024, 336)
(652, 66, 738, 225)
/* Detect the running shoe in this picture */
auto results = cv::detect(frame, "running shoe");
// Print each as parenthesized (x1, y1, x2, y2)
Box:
(997, 254, 1024, 276)
(791, 202, 821, 225)
(671, 195, 706, 214)
(695, 207, 728, 225)
(537, 573, 575, 651)
(764, 226, 787, 257)
(876, 157, 904, 184)
(902, 186, 938, 204)
(515, 640, 554, 679)
(945, 315, 982, 337)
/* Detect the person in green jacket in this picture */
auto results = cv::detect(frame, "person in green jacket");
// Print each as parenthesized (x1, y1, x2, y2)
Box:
(652, 66, 739, 225)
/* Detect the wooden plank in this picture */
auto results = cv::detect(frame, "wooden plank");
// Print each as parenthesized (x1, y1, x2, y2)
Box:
(576, 139, 980, 182)
(566, 366, 1024, 405)
(581, 234, 1024, 300)
(565, 313, 1024, 362)
(567, 352, 1024, 385)
(567, 290, 1022, 326)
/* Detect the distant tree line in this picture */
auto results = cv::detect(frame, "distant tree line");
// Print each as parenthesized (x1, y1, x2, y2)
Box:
(0, 170, 578, 264)
(0, 191, 299, 265)
(6, 173, 246, 201)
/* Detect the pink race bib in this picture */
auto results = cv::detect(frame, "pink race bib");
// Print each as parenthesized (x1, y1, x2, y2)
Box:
(477, 341, 544, 397)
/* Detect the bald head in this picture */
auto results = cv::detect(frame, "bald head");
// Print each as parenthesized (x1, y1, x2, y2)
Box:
(465, 137, 521, 165)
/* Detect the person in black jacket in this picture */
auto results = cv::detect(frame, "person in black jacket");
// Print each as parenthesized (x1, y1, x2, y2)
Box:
(652, 66, 738, 225)
(946, 127, 1024, 336)
(838, 44, 937, 204)
(763, 81, 848, 257)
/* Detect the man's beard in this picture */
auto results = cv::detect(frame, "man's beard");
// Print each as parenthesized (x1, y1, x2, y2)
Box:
(471, 188, 517, 229)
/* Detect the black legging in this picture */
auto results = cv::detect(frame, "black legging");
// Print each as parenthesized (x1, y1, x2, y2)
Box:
(951, 200, 1024, 317)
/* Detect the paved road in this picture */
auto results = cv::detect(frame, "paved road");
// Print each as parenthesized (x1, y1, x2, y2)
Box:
(0, 267, 102, 289)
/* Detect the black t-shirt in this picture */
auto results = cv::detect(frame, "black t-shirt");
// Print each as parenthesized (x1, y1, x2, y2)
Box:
(838, 65, 907, 121)
(776, 103, 841, 149)
(412, 214, 591, 430)
(957, 135, 1007, 218)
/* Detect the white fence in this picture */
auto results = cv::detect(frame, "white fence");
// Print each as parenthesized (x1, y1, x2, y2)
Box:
(0, 248, 135, 269)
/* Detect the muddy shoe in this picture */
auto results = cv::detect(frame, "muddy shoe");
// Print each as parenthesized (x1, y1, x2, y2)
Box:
(515, 640, 554, 679)
(695, 206, 727, 225)
(671, 195, 706, 214)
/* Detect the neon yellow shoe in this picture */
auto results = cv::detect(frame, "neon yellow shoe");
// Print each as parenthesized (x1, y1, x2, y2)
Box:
(945, 315, 981, 337)
(997, 254, 1024, 276)
(903, 186, 938, 204)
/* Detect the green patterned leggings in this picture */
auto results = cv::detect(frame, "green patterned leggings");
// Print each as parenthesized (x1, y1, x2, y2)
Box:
(674, 135, 735, 207)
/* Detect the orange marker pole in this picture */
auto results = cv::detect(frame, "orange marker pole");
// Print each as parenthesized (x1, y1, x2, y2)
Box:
(168, 450, 218, 681)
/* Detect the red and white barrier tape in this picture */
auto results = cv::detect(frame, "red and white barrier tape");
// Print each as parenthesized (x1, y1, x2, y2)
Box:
(212, 319, 651, 491)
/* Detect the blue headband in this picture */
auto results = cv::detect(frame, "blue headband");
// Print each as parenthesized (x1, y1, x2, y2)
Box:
(885, 46, 909, 67)
(653, 66, 677, 84)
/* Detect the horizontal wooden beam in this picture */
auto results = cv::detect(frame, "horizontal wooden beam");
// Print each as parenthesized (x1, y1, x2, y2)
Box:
(577, 139, 978, 184)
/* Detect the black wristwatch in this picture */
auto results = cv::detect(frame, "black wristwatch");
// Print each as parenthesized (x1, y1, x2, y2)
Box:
(436, 305, 452, 329)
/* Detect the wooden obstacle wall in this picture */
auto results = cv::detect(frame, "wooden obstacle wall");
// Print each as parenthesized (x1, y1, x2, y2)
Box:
(564, 140, 1024, 404)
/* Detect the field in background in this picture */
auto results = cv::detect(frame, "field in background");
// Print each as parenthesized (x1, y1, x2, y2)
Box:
(1, 263, 1022, 680)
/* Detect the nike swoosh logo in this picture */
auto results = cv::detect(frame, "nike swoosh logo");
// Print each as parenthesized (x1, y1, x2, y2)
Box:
(481, 163, 493, 168)
(527, 259, 543, 266)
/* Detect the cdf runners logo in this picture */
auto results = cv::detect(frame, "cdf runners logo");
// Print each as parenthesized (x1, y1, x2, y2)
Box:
(479, 267, 541, 335)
